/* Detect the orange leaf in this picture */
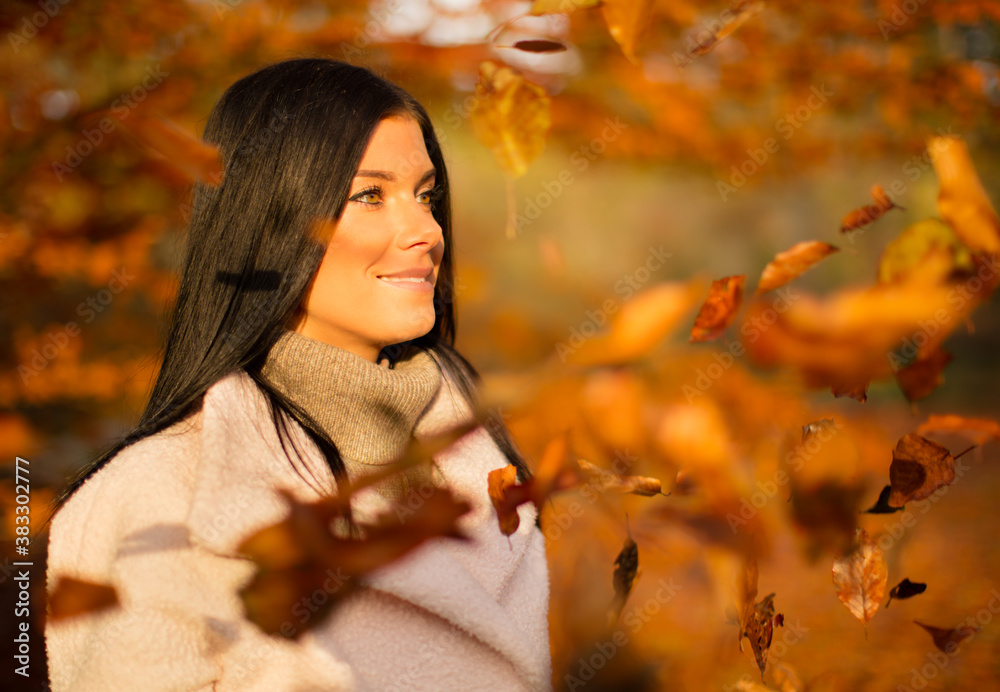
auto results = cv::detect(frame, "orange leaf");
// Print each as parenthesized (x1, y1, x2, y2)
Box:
(488, 464, 522, 536)
(831, 527, 888, 631)
(691, 275, 745, 342)
(117, 114, 223, 185)
(469, 61, 551, 179)
(888, 434, 957, 507)
(607, 516, 639, 626)
(48, 577, 119, 622)
(915, 414, 1000, 446)
(840, 184, 903, 233)
(755, 241, 838, 295)
(895, 348, 952, 402)
(528, 0, 600, 14)
(600, 0, 655, 64)
(930, 135, 1000, 254)
(576, 459, 666, 496)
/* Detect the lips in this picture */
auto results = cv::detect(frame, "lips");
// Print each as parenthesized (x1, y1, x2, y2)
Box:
(376, 266, 434, 288)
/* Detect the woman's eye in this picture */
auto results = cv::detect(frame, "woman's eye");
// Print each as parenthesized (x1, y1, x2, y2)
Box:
(350, 186, 383, 205)
(418, 186, 441, 206)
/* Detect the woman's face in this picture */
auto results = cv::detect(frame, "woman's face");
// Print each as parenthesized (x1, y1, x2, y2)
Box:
(293, 115, 445, 362)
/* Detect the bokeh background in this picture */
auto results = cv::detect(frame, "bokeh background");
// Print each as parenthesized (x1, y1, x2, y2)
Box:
(2, 0, 999, 690)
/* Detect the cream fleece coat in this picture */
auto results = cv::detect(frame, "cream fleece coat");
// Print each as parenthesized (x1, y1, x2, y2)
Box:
(45, 361, 553, 691)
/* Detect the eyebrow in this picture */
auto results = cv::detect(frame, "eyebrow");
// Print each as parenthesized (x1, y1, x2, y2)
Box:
(355, 168, 437, 188)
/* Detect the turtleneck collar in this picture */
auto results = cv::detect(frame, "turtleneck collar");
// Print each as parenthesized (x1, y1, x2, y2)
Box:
(259, 330, 443, 466)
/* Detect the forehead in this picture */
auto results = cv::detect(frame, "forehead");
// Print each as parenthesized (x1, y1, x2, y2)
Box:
(357, 115, 432, 172)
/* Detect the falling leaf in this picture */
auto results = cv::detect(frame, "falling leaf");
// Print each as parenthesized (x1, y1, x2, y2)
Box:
(689, 1, 765, 58)
(468, 61, 551, 179)
(862, 485, 904, 514)
(577, 459, 668, 496)
(116, 114, 223, 185)
(878, 219, 973, 285)
(831, 527, 888, 632)
(840, 184, 904, 233)
(736, 556, 759, 652)
(915, 620, 980, 653)
(238, 487, 472, 637)
(528, 0, 600, 15)
(488, 464, 523, 536)
(888, 434, 956, 507)
(886, 578, 926, 607)
(801, 418, 837, 442)
(745, 592, 780, 680)
(608, 515, 639, 626)
(755, 241, 839, 296)
(916, 414, 1000, 446)
(930, 135, 1000, 254)
(48, 577, 119, 622)
(895, 348, 952, 402)
(511, 39, 567, 53)
(600, 0, 655, 64)
(831, 376, 869, 403)
(691, 275, 746, 342)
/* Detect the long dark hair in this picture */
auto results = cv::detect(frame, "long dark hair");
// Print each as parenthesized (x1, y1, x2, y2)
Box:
(50, 58, 530, 517)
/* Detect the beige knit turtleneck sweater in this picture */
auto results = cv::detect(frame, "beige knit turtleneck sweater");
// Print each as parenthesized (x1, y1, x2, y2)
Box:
(259, 330, 444, 502)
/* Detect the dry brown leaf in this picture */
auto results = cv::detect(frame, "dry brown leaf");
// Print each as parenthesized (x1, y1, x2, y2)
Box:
(576, 459, 667, 496)
(830, 375, 870, 403)
(745, 593, 780, 680)
(691, 275, 746, 342)
(895, 348, 952, 402)
(831, 527, 888, 631)
(755, 241, 838, 295)
(888, 433, 956, 507)
(600, 0, 655, 64)
(885, 578, 926, 607)
(916, 414, 1000, 446)
(915, 620, 980, 652)
(930, 135, 1000, 254)
(48, 576, 119, 622)
(608, 515, 639, 626)
(736, 556, 759, 653)
(511, 39, 567, 53)
(840, 184, 904, 233)
(469, 61, 551, 179)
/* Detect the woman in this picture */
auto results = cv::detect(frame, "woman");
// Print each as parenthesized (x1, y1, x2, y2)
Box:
(45, 58, 552, 691)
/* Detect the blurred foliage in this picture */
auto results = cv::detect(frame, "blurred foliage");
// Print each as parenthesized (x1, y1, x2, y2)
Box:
(2, 0, 1000, 690)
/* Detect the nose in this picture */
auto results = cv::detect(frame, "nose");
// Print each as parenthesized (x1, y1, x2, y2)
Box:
(397, 202, 444, 255)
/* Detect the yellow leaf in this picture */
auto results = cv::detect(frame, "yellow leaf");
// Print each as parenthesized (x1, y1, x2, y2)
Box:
(469, 61, 551, 179)
(601, 0, 655, 64)
(931, 135, 1000, 254)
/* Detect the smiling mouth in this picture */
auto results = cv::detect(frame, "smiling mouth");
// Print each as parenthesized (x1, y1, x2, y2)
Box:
(378, 276, 430, 284)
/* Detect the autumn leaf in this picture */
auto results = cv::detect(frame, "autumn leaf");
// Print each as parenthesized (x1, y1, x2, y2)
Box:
(600, 0, 655, 64)
(608, 515, 639, 627)
(930, 135, 1000, 254)
(915, 620, 980, 653)
(862, 485, 904, 514)
(840, 184, 904, 233)
(488, 464, 523, 536)
(511, 39, 567, 53)
(894, 348, 952, 402)
(885, 578, 926, 607)
(48, 576, 119, 622)
(878, 219, 973, 285)
(830, 375, 869, 403)
(755, 241, 838, 296)
(916, 414, 1000, 446)
(745, 593, 780, 680)
(736, 556, 759, 653)
(116, 114, 223, 185)
(887, 434, 957, 507)
(691, 275, 746, 342)
(689, 1, 765, 59)
(576, 459, 668, 496)
(528, 0, 600, 15)
(468, 61, 551, 180)
(831, 527, 888, 632)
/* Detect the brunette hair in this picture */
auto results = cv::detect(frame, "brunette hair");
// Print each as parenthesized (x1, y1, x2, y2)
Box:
(51, 58, 530, 515)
